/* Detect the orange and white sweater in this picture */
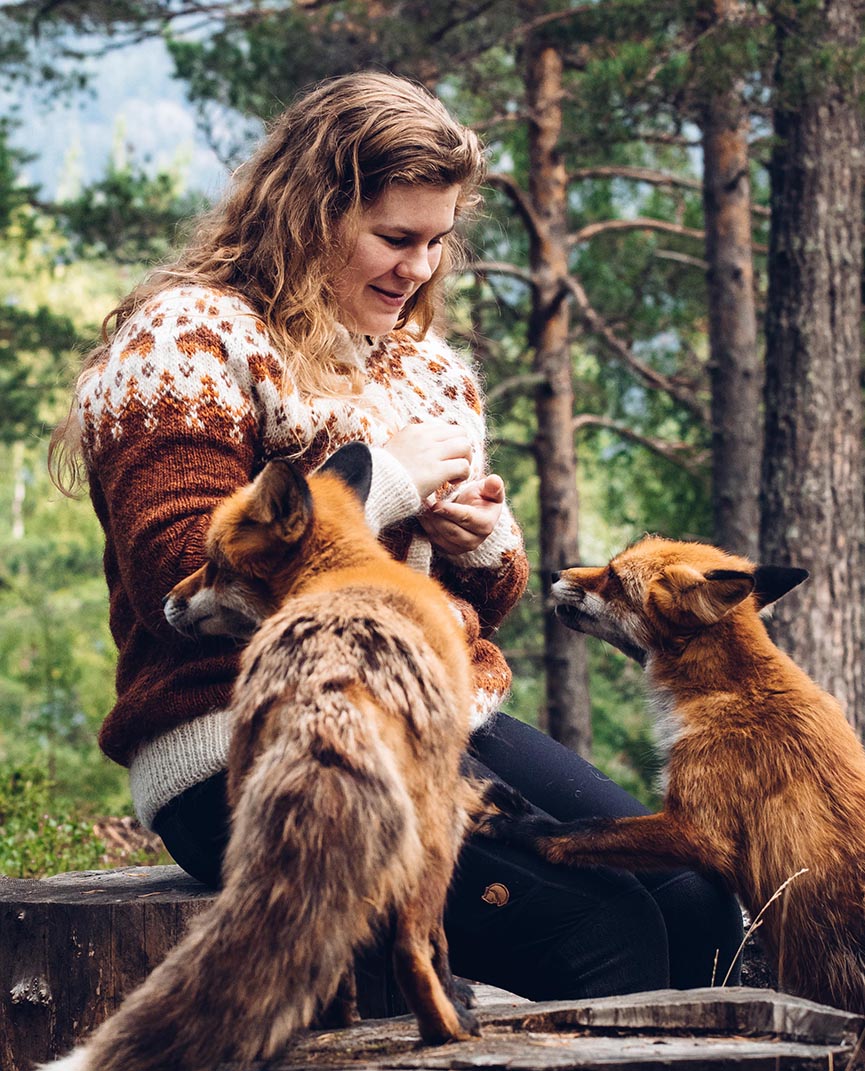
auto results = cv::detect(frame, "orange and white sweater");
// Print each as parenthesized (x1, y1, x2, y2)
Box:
(80, 285, 529, 829)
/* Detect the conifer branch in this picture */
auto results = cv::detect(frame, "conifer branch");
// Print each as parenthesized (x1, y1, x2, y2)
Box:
(486, 373, 547, 405)
(485, 173, 545, 243)
(569, 217, 707, 248)
(563, 274, 710, 424)
(653, 249, 710, 271)
(569, 165, 703, 193)
(572, 413, 709, 476)
(468, 260, 535, 287)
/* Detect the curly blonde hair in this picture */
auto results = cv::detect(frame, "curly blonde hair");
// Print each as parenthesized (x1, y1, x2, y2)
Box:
(50, 71, 485, 492)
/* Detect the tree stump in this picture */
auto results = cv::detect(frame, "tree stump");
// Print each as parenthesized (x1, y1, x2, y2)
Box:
(4, 867, 864, 1070)
(280, 988, 865, 1069)
(0, 864, 410, 1069)
(0, 865, 213, 1070)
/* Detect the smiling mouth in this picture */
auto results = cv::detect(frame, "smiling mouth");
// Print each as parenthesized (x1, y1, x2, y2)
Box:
(371, 285, 411, 304)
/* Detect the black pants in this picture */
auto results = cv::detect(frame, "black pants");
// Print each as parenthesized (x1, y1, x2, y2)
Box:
(153, 712, 743, 1001)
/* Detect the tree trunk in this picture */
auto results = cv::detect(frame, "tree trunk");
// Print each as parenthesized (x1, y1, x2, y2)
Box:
(525, 33, 592, 756)
(698, 0, 762, 559)
(761, 0, 865, 730)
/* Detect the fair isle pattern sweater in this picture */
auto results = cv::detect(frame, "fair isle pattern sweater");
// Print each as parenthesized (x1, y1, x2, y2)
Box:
(80, 285, 529, 828)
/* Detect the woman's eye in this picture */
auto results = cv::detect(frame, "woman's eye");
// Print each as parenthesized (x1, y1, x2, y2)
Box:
(379, 235, 444, 249)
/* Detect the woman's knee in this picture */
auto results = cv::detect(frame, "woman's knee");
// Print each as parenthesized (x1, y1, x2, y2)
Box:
(645, 869, 744, 988)
(531, 879, 670, 1001)
(445, 841, 671, 1001)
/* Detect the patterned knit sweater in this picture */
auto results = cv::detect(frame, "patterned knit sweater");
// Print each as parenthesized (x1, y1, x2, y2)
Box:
(80, 285, 529, 828)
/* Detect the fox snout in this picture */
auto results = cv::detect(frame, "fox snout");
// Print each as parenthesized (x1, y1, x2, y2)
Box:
(550, 566, 604, 612)
(162, 591, 196, 638)
(163, 567, 264, 641)
(162, 589, 213, 640)
(550, 565, 648, 666)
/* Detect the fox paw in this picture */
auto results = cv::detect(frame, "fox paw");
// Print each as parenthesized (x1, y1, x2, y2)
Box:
(472, 781, 536, 839)
(452, 976, 476, 1009)
(481, 811, 563, 848)
(456, 1003, 482, 1038)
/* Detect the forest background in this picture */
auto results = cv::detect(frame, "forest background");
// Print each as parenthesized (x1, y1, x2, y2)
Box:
(0, 0, 862, 878)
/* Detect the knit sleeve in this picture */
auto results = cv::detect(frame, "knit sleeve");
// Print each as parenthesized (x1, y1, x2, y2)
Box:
(432, 508, 530, 635)
(364, 446, 422, 535)
(79, 290, 263, 640)
(415, 334, 530, 633)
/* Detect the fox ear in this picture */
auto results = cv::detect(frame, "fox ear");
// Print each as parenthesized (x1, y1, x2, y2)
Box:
(654, 564, 755, 626)
(248, 459, 312, 544)
(752, 565, 809, 609)
(319, 442, 373, 505)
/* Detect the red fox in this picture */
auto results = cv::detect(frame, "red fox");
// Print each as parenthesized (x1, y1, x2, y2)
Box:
(44, 443, 497, 1071)
(495, 535, 865, 1012)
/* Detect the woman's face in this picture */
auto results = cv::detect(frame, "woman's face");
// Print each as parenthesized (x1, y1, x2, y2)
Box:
(333, 183, 460, 336)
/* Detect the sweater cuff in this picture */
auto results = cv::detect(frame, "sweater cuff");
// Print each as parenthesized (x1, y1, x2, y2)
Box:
(364, 446, 422, 535)
(439, 503, 523, 570)
(128, 708, 233, 829)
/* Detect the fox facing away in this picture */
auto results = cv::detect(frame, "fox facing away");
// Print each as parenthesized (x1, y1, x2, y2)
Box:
(44, 443, 494, 1071)
(497, 535, 865, 1013)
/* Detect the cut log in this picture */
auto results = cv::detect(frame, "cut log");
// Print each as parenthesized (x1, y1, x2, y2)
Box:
(0, 865, 426, 1067)
(0, 865, 213, 1069)
(3, 867, 864, 1070)
(281, 988, 865, 1069)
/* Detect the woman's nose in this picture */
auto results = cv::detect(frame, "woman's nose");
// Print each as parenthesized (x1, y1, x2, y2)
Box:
(396, 247, 433, 283)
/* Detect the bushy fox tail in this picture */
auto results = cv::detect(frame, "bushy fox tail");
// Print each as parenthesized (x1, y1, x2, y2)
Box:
(41, 724, 418, 1071)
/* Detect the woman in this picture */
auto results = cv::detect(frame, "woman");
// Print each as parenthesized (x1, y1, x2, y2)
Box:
(51, 72, 742, 1002)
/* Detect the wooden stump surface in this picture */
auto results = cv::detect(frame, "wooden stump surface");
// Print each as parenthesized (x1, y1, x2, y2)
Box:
(0, 865, 214, 1069)
(280, 988, 865, 1070)
(2, 866, 865, 1070)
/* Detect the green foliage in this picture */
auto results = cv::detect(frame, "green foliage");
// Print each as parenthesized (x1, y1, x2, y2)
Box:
(0, 304, 80, 443)
(0, 2, 180, 95)
(772, 0, 865, 108)
(0, 763, 109, 878)
(0, 124, 88, 443)
(167, 2, 528, 124)
(58, 156, 205, 264)
(0, 120, 35, 235)
(0, 89, 211, 871)
(0, 441, 129, 817)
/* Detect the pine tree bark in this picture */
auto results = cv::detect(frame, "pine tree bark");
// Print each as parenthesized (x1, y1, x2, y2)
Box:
(525, 33, 592, 756)
(698, 0, 762, 559)
(761, 0, 865, 730)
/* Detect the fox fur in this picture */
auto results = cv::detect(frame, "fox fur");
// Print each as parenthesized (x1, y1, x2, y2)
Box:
(43, 443, 494, 1070)
(497, 534, 865, 1013)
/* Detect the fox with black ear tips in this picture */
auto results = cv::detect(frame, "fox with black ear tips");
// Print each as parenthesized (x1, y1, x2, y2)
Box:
(494, 534, 865, 1013)
(40, 442, 500, 1070)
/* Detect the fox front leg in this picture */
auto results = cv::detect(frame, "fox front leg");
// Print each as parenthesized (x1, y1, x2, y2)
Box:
(493, 810, 732, 880)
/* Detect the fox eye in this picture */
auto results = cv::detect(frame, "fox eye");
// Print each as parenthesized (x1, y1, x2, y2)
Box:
(604, 566, 626, 597)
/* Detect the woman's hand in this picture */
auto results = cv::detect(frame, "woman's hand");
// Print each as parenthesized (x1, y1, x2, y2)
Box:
(418, 474, 505, 555)
(383, 421, 474, 499)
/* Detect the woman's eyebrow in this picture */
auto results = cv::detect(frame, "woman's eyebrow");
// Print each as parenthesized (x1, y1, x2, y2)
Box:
(379, 224, 455, 239)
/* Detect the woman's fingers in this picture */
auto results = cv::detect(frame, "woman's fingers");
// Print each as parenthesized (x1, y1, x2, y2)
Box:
(384, 421, 474, 498)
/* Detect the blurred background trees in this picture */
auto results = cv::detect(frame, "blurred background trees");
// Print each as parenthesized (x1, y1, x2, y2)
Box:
(0, 0, 862, 870)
